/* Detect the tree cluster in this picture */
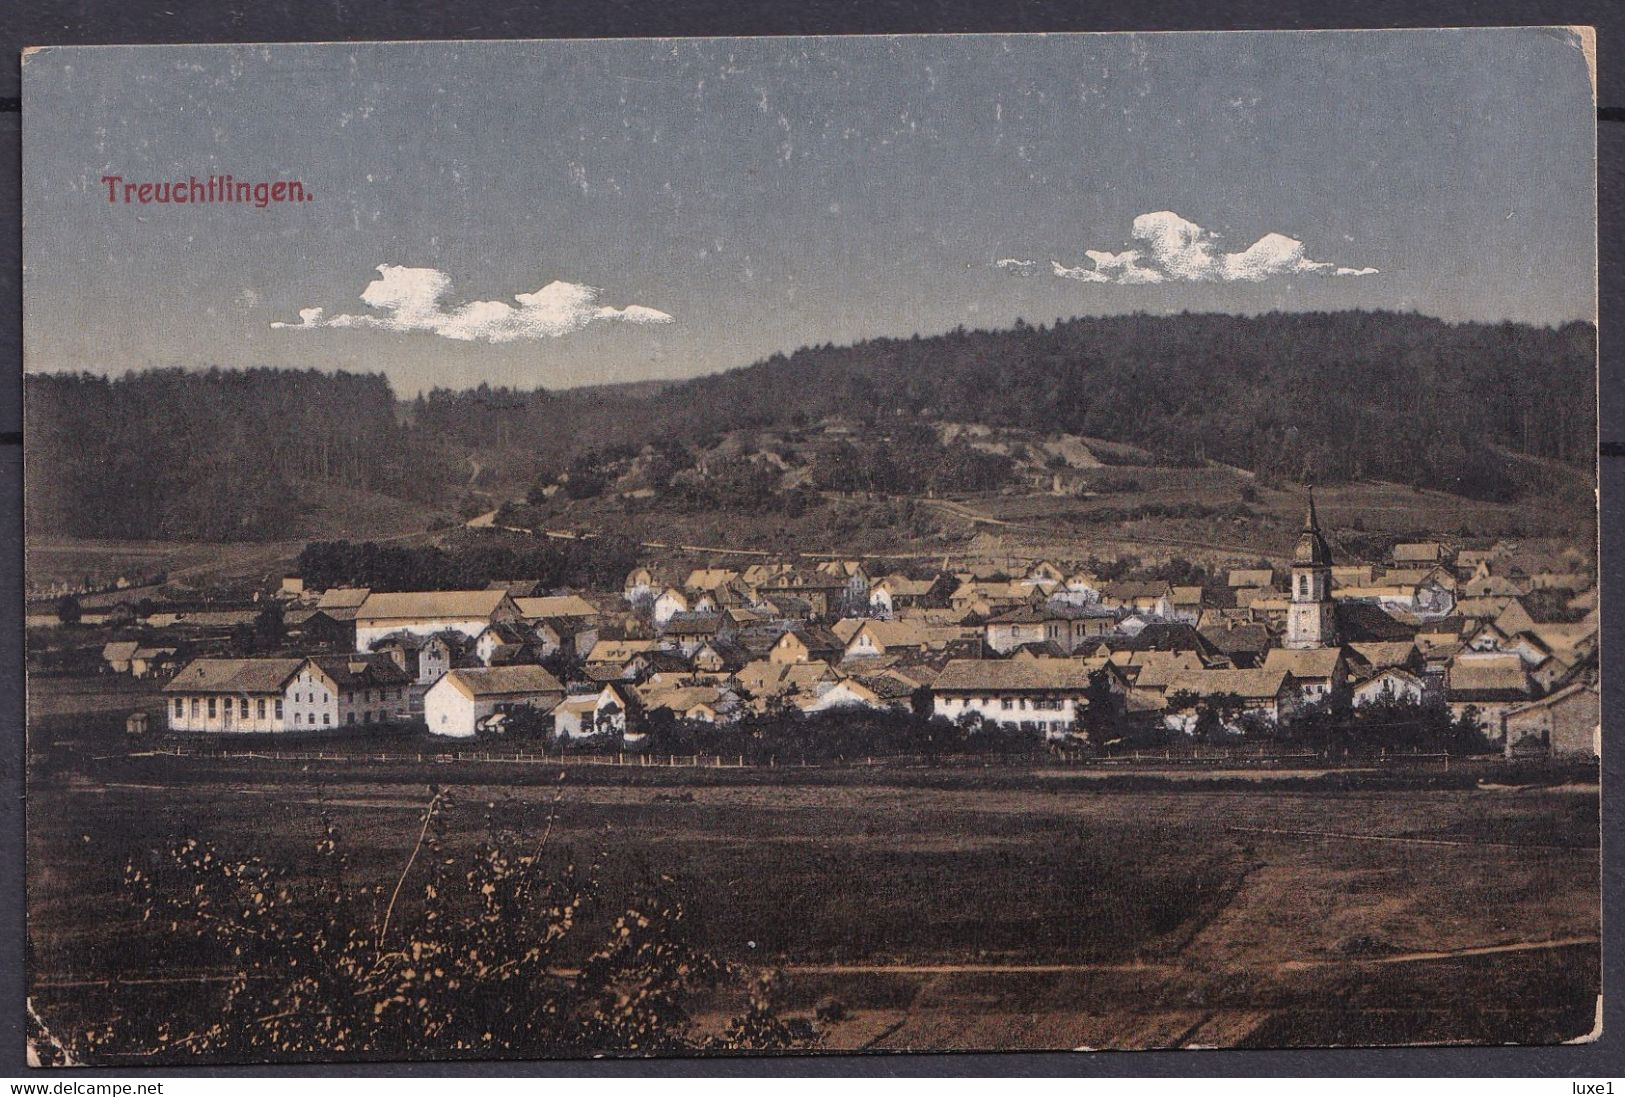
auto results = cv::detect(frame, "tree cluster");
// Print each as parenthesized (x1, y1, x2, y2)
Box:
(296, 537, 640, 594)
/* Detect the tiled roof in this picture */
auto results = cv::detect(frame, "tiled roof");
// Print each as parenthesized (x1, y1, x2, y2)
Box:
(163, 657, 304, 694)
(932, 658, 1096, 692)
(357, 590, 509, 621)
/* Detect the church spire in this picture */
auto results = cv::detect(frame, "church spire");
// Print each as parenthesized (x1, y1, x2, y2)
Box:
(1292, 488, 1333, 567)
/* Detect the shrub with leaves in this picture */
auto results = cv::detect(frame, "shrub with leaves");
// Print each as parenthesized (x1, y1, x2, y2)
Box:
(58, 785, 810, 1064)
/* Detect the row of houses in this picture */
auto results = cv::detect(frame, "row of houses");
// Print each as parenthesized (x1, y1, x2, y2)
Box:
(143, 521, 1595, 753)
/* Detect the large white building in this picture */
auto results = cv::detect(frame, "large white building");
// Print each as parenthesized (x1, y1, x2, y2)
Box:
(423, 665, 565, 738)
(929, 658, 1098, 739)
(353, 590, 519, 653)
(164, 655, 412, 734)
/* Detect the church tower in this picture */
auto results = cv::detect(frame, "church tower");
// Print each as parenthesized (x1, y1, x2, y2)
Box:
(1285, 491, 1337, 649)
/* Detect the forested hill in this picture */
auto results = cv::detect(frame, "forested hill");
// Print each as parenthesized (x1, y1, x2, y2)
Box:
(24, 311, 1596, 541)
(649, 310, 1595, 485)
(23, 368, 455, 540)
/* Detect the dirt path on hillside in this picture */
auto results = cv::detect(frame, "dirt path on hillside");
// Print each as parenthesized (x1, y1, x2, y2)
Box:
(919, 497, 1283, 560)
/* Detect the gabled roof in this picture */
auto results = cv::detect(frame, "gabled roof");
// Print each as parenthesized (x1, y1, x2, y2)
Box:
(1349, 642, 1420, 671)
(1227, 569, 1275, 588)
(308, 653, 413, 688)
(316, 586, 372, 610)
(513, 594, 598, 620)
(585, 638, 660, 663)
(932, 658, 1096, 692)
(986, 603, 1117, 625)
(1165, 668, 1293, 702)
(1356, 667, 1425, 693)
(1445, 653, 1531, 698)
(1262, 646, 1344, 680)
(1492, 600, 1538, 636)
(356, 590, 511, 622)
(1122, 651, 1210, 690)
(477, 621, 531, 645)
(848, 673, 919, 701)
(1524, 622, 1598, 657)
(684, 568, 740, 592)
(872, 575, 939, 598)
(163, 657, 305, 694)
(638, 684, 725, 713)
(1383, 567, 1454, 589)
(486, 579, 546, 597)
(102, 640, 140, 661)
(1463, 575, 1525, 598)
(1098, 580, 1172, 603)
(1333, 602, 1417, 642)
(1198, 623, 1271, 656)
(441, 665, 565, 698)
(1502, 680, 1599, 718)
(662, 611, 725, 636)
(1393, 541, 1446, 562)
(1106, 622, 1219, 656)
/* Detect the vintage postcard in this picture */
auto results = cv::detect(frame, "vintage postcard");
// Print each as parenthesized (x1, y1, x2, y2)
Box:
(21, 29, 1599, 1065)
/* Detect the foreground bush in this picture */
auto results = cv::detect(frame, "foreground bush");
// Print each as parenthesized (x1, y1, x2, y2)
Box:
(56, 786, 808, 1064)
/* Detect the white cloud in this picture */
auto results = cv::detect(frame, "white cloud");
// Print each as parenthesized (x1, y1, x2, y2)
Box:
(272, 264, 674, 342)
(1028, 211, 1376, 286)
(994, 258, 1038, 276)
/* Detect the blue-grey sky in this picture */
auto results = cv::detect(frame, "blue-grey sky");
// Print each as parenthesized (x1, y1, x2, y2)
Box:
(22, 30, 1596, 395)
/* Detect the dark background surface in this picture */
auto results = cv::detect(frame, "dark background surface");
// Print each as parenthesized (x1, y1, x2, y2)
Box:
(0, 0, 1620, 1078)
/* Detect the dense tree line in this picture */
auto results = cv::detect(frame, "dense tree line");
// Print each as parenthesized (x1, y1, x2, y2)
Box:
(24, 368, 457, 540)
(295, 537, 641, 593)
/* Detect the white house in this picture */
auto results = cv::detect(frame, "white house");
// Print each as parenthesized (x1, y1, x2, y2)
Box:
(929, 658, 1097, 739)
(624, 567, 657, 604)
(1353, 667, 1427, 708)
(553, 683, 640, 739)
(651, 587, 690, 628)
(354, 590, 519, 653)
(164, 658, 304, 733)
(983, 604, 1118, 655)
(1261, 647, 1349, 707)
(164, 655, 412, 734)
(423, 665, 565, 739)
(1161, 668, 1300, 733)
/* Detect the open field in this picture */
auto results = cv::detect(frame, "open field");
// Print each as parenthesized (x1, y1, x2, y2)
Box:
(28, 740, 1600, 1058)
(25, 487, 445, 595)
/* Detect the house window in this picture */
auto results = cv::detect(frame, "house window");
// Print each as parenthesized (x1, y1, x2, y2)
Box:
(295, 713, 302, 725)
(347, 712, 356, 725)
(1001, 698, 1013, 711)
(322, 713, 331, 726)
(207, 698, 216, 718)
(240, 698, 249, 718)
(191, 699, 199, 718)
(364, 711, 373, 724)
(174, 698, 184, 717)
(257, 699, 266, 719)
(275, 700, 283, 719)
(1298, 575, 1309, 596)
